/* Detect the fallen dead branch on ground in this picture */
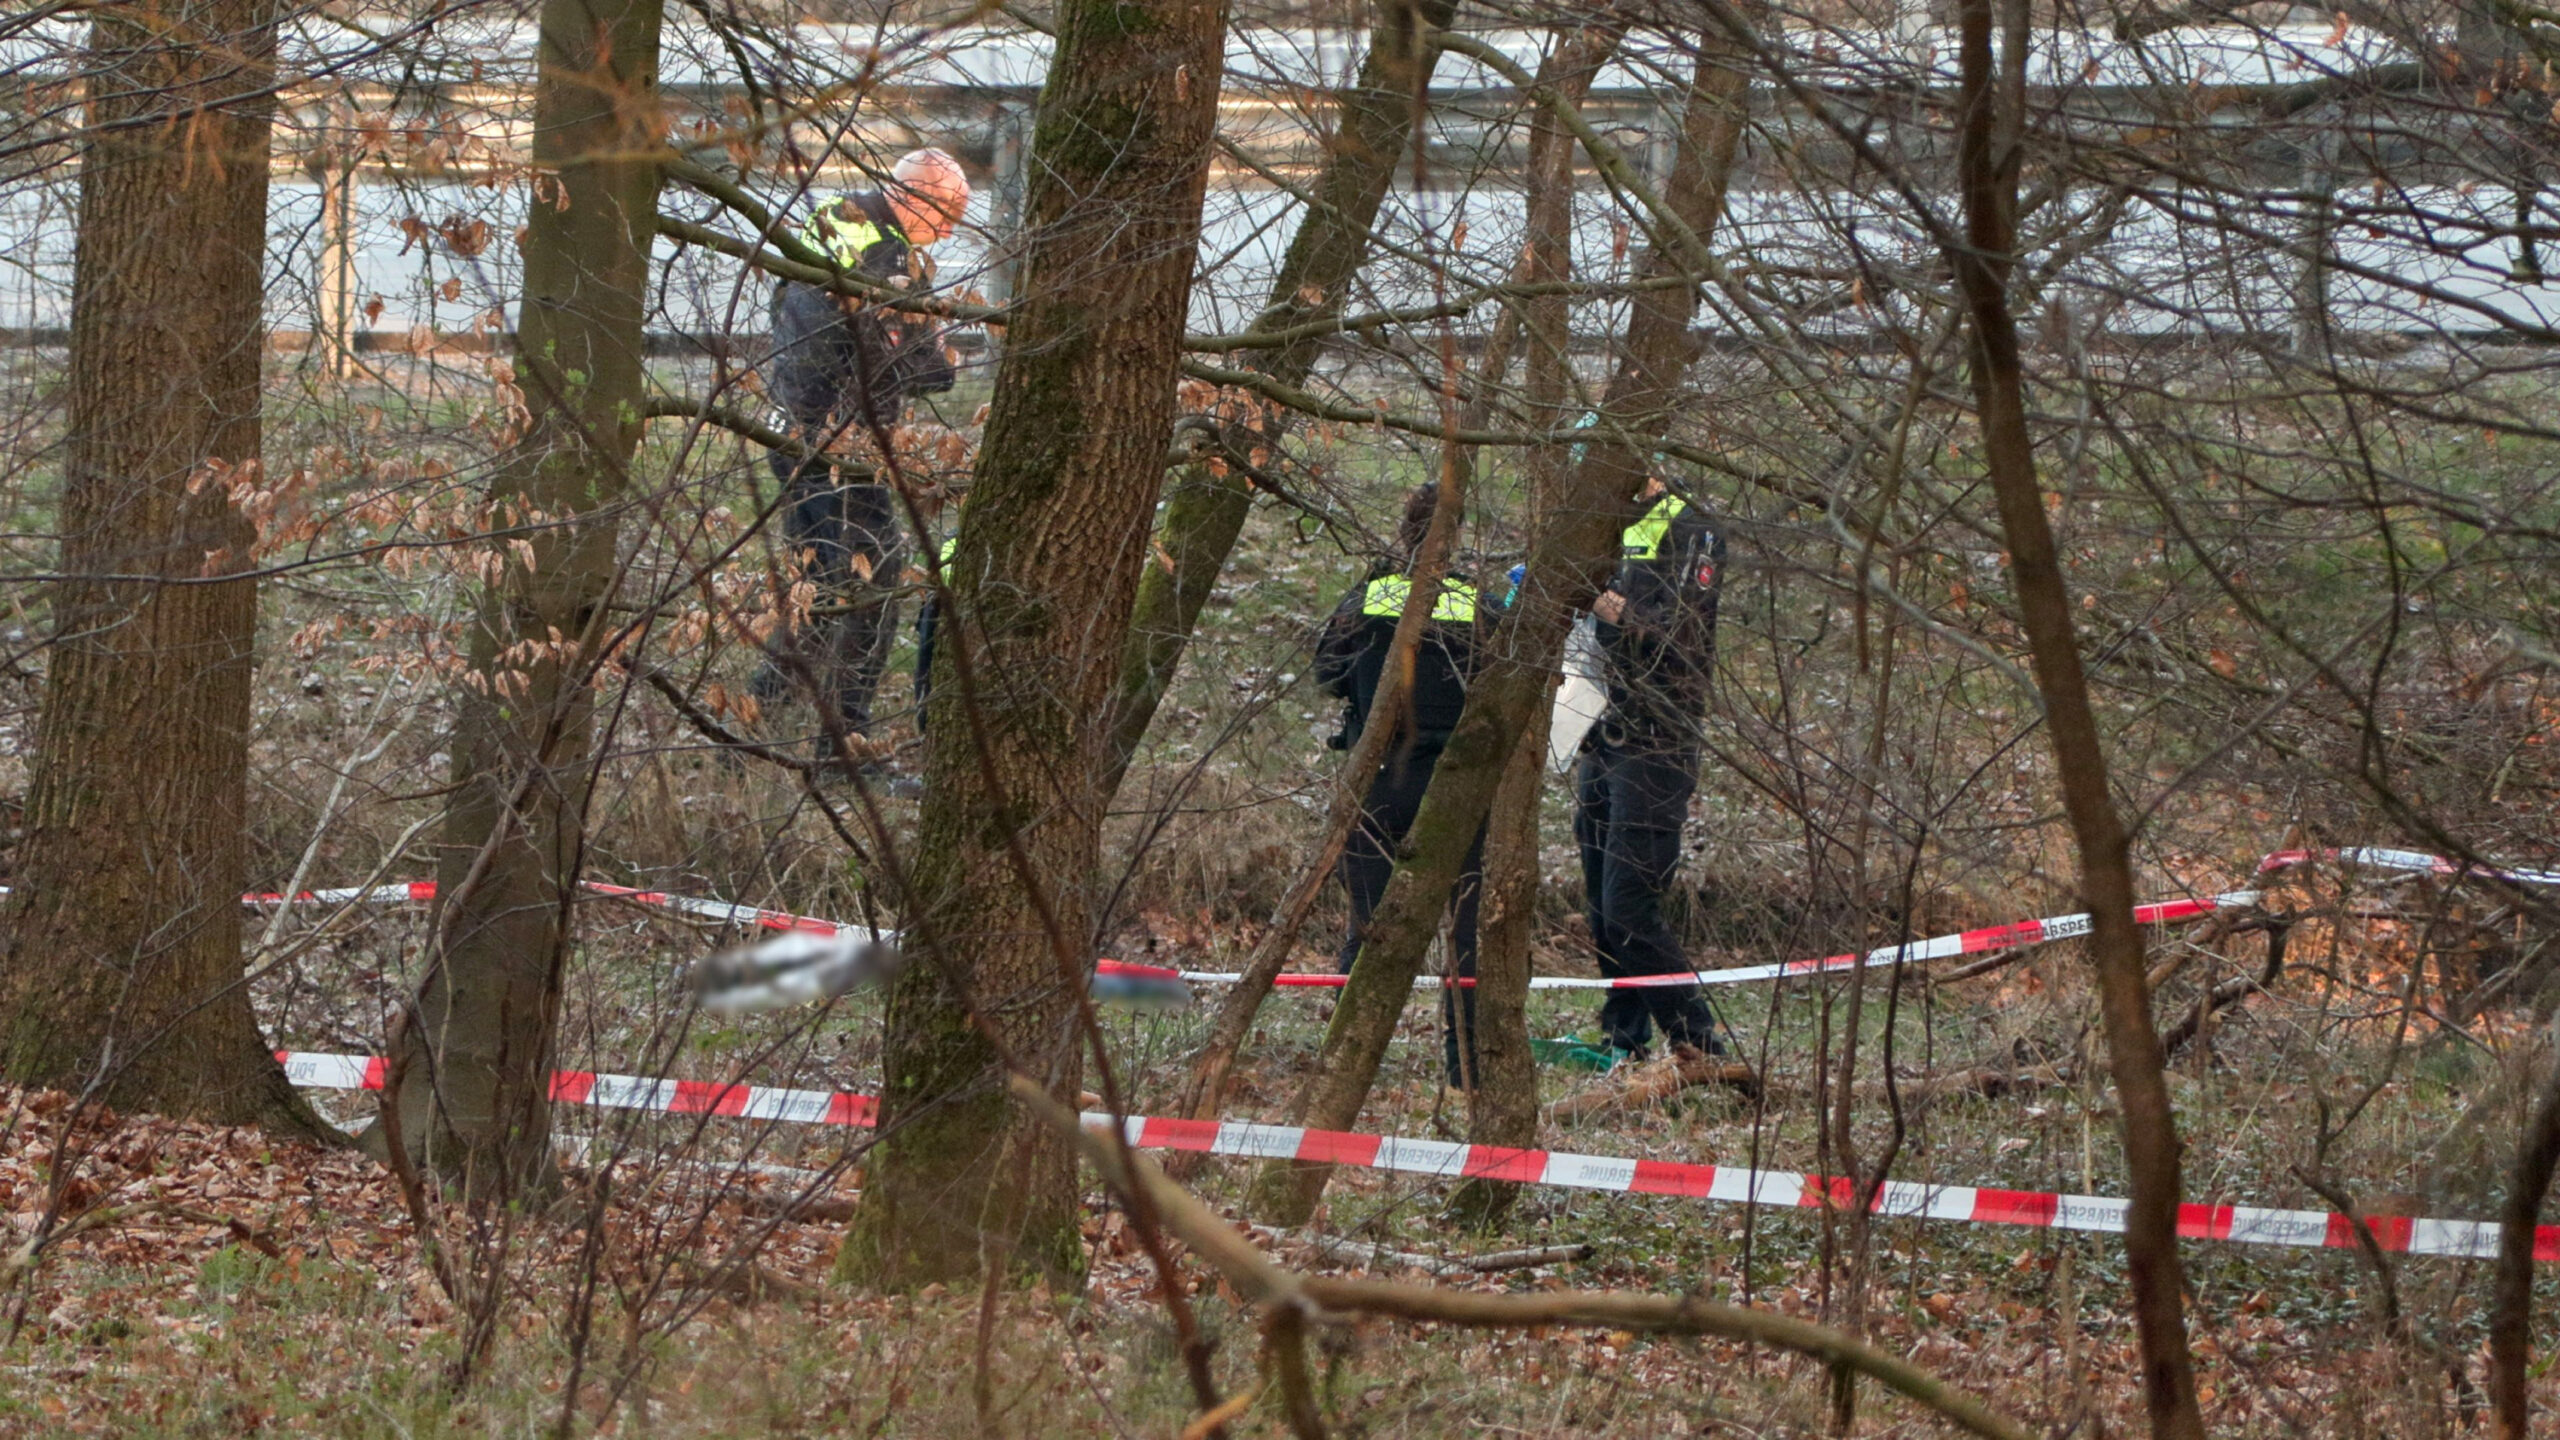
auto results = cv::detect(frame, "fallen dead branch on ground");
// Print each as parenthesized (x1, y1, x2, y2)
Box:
(1250, 1226, 1591, 1275)
(1537, 1049, 2066, 1122)
(1014, 1075, 2035, 1440)
(1856, 1066, 2071, 1105)
(2159, 919, 2292, 1062)
(1544, 1045, 1761, 1123)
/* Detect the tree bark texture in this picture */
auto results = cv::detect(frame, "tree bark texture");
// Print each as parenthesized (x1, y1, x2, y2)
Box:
(1250, 19, 1756, 1226)
(376, 0, 665, 1195)
(1451, 35, 1609, 1224)
(844, 0, 1229, 1289)
(1097, 0, 1456, 798)
(2490, 1031, 2560, 1440)
(1947, 0, 2207, 1435)
(0, 0, 325, 1137)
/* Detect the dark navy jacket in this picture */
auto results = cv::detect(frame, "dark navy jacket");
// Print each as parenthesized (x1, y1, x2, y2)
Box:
(1315, 570, 1483, 749)
(1594, 493, 1724, 743)
(766, 191, 956, 441)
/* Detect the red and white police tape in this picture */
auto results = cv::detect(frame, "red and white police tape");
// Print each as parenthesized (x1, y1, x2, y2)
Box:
(1133, 846, 2553, 990)
(240, 876, 2253, 993)
(275, 1048, 2555, 1263)
(233, 842, 2557, 995)
(1117, 892, 2251, 992)
(2257, 846, 2560, 890)
(243, 879, 873, 940)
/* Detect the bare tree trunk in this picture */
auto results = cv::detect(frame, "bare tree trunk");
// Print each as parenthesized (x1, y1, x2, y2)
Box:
(0, 0, 325, 1138)
(1250, 16, 1758, 1227)
(2490, 1026, 2560, 1440)
(1165, 459, 1467, 1151)
(1098, 0, 1455, 797)
(1450, 37, 1603, 1224)
(373, 0, 666, 1195)
(842, 0, 1229, 1289)
(1445, 721, 1548, 1225)
(1172, 23, 1616, 1162)
(1947, 0, 2206, 1434)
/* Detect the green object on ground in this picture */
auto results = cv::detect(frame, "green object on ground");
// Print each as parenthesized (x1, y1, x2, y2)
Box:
(1531, 1036, 1626, 1072)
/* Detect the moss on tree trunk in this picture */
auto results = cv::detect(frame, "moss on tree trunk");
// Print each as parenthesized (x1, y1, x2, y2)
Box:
(0, 0, 326, 1139)
(842, 0, 1230, 1291)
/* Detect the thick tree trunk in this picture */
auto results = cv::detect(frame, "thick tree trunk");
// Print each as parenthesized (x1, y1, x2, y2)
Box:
(842, 0, 1228, 1290)
(0, 0, 324, 1137)
(1946, 0, 2206, 1435)
(373, 0, 665, 1195)
(1450, 37, 1604, 1224)
(1250, 19, 1757, 1226)
(1098, 0, 1456, 797)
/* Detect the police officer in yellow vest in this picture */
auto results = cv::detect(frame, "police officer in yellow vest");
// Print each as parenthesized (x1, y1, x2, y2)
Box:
(1576, 473, 1728, 1058)
(1314, 485, 1487, 1088)
(756, 149, 969, 748)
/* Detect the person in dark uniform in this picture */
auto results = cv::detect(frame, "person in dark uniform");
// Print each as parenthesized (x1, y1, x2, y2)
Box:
(1575, 474, 1729, 1058)
(1314, 484, 1487, 1088)
(757, 148, 969, 744)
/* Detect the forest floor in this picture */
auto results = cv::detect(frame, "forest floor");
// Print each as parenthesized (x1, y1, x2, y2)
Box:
(6, 859, 2560, 1437)
(4, 357, 2559, 1434)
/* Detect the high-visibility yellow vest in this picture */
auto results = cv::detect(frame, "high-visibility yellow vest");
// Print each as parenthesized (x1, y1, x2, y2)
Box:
(1621, 494, 1688, 561)
(800, 197, 889, 271)
(1360, 574, 1478, 622)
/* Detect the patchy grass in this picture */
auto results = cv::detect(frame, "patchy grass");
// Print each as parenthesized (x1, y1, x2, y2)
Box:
(11, 856, 2560, 1436)
(6, 355, 2560, 1434)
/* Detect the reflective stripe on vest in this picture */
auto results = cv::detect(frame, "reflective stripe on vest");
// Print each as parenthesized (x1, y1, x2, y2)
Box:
(1361, 574, 1478, 622)
(800, 198, 887, 271)
(1621, 494, 1688, 561)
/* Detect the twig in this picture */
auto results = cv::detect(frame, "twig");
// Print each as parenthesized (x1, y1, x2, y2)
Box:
(2492, 1016, 2560, 1438)
(1176, 1385, 1260, 1440)
(2159, 920, 2290, 1062)
(629, 661, 816, 774)
(1460, 1244, 1596, 1272)
(1253, 1227, 1592, 1275)
(2293, 1163, 2482, 1422)
(1165, 446, 1476, 1151)
(374, 1010, 466, 1307)
(1852, 1066, 2070, 1105)
(682, 1256, 813, 1305)
(0, 1197, 280, 1284)
(257, 686, 411, 950)
(1013, 1077, 2033, 1440)
(1264, 1302, 1327, 1439)
(1255, 1227, 1443, 1273)
(1930, 945, 2037, 985)
(732, 1191, 857, 1224)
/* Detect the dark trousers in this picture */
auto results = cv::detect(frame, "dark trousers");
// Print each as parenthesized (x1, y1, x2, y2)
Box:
(1337, 741, 1487, 1087)
(767, 459, 907, 734)
(1575, 738, 1721, 1053)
